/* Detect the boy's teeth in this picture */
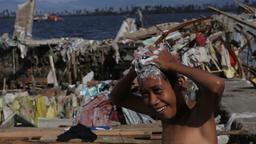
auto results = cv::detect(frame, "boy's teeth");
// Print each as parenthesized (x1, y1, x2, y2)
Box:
(157, 106, 166, 112)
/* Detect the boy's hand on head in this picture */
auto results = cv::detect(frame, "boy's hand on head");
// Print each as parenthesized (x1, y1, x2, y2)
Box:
(147, 46, 180, 71)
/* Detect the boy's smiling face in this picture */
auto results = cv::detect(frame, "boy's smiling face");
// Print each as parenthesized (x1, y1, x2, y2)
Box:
(140, 76, 177, 119)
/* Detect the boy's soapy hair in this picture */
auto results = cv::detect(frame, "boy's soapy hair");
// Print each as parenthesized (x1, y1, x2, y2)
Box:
(137, 64, 178, 88)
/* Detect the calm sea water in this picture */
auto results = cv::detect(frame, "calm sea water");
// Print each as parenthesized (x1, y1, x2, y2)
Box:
(0, 12, 213, 40)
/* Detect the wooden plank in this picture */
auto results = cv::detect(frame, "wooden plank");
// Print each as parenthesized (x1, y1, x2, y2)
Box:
(23, 38, 63, 47)
(41, 136, 154, 144)
(112, 121, 162, 129)
(122, 22, 179, 40)
(0, 128, 153, 138)
(0, 128, 64, 138)
(1, 137, 161, 144)
(37, 118, 73, 128)
(0, 140, 31, 144)
(217, 129, 248, 135)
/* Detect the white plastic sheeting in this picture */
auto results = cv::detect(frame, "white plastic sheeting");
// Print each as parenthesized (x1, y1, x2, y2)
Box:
(225, 112, 256, 130)
(122, 107, 155, 125)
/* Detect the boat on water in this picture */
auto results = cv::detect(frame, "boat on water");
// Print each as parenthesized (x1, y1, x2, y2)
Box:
(33, 13, 63, 22)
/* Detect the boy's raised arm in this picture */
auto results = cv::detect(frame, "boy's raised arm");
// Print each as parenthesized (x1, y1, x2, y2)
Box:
(171, 62, 224, 125)
(171, 63, 224, 98)
(110, 68, 155, 115)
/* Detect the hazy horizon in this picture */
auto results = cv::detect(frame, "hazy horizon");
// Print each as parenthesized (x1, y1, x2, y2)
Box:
(0, 0, 234, 12)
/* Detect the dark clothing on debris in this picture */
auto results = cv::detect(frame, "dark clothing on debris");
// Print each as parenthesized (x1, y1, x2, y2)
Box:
(56, 123, 97, 142)
(253, 50, 256, 58)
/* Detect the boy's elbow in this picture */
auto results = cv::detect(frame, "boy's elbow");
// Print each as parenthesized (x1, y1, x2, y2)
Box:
(212, 78, 225, 96)
(109, 93, 119, 105)
(109, 92, 125, 106)
(111, 98, 120, 106)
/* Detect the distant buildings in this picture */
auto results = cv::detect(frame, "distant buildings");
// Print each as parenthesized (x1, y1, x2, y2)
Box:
(0, 9, 15, 18)
(1, 1, 255, 18)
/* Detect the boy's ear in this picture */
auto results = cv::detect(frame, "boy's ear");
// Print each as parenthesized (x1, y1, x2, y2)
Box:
(176, 76, 197, 109)
(176, 76, 186, 89)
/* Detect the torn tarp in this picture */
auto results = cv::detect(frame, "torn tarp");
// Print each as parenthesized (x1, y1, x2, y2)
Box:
(122, 108, 155, 125)
(75, 92, 114, 127)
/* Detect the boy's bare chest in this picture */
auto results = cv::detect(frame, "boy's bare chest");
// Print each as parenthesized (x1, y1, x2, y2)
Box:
(162, 119, 217, 144)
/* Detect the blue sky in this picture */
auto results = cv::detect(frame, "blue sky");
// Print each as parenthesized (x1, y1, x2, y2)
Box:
(0, 0, 235, 11)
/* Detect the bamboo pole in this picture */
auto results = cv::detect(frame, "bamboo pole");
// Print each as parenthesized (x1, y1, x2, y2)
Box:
(209, 6, 256, 30)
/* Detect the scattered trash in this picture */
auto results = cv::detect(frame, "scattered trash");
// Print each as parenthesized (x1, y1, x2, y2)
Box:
(226, 112, 256, 131)
(0, 0, 256, 144)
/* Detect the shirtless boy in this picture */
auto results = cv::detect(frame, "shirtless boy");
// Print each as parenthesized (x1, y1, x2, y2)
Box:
(110, 47, 224, 144)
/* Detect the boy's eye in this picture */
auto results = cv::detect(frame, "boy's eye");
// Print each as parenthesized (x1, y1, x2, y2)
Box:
(140, 91, 149, 98)
(153, 87, 163, 94)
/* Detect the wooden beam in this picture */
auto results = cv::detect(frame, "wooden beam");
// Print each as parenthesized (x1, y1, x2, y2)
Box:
(209, 6, 256, 30)
(23, 38, 63, 47)
(0, 128, 154, 138)
(122, 22, 180, 40)
(40, 136, 161, 144)
(154, 17, 211, 45)
(217, 129, 248, 136)
(0, 128, 64, 138)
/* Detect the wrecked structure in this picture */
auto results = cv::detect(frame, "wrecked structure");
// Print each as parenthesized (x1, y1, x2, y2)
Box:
(0, 0, 256, 143)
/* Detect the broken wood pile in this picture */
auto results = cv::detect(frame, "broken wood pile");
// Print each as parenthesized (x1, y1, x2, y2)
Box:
(0, 0, 256, 143)
(0, 3, 255, 90)
(0, 36, 143, 88)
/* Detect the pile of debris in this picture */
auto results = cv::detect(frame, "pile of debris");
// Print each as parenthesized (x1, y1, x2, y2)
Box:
(0, 0, 256, 143)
